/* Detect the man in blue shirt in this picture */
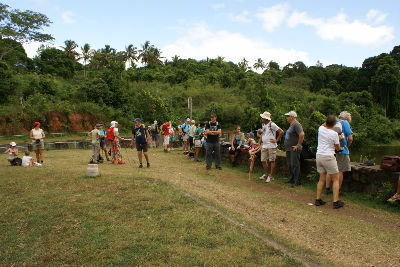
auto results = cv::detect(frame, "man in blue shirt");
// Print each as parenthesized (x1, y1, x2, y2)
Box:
(327, 111, 353, 195)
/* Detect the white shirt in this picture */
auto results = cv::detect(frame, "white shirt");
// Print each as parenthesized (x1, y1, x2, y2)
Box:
(22, 156, 32, 167)
(32, 128, 43, 139)
(261, 122, 279, 149)
(316, 126, 339, 156)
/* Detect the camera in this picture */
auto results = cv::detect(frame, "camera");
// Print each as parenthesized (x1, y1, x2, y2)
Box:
(35, 139, 40, 144)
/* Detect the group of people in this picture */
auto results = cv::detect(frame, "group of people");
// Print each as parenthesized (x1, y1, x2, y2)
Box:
(10, 109, 400, 208)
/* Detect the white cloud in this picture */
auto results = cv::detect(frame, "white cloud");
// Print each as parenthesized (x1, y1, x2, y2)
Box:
(256, 3, 289, 32)
(366, 9, 387, 24)
(287, 10, 394, 45)
(162, 23, 310, 68)
(61, 11, 77, 24)
(211, 3, 225, 10)
(23, 42, 43, 58)
(229, 10, 251, 23)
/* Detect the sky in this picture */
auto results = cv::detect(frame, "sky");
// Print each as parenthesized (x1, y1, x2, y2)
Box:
(4, 0, 400, 68)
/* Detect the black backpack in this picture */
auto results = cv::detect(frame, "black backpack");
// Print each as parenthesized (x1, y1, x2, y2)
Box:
(12, 157, 22, 166)
(300, 140, 315, 160)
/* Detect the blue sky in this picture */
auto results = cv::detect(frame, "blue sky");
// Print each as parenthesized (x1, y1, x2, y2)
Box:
(4, 0, 400, 68)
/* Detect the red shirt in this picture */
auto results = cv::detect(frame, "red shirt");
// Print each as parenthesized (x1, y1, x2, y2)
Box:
(162, 123, 170, 136)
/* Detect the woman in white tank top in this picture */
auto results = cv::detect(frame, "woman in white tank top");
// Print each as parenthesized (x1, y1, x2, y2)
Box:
(30, 122, 45, 164)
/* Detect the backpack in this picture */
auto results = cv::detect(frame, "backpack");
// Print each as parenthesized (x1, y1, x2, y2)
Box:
(268, 122, 280, 141)
(380, 156, 400, 172)
(107, 127, 115, 141)
(11, 157, 22, 166)
(300, 139, 315, 161)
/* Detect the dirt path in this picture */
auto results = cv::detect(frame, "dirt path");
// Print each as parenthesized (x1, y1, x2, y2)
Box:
(139, 149, 400, 267)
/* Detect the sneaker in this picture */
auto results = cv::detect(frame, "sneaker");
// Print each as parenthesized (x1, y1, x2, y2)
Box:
(315, 199, 326, 206)
(333, 201, 344, 209)
(259, 174, 266, 180)
(216, 167, 222, 170)
(147, 162, 150, 168)
(265, 175, 271, 183)
(139, 164, 143, 168)
(325, 188, 332, 195)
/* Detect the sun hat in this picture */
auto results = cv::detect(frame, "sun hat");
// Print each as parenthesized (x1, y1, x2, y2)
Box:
(260, 111, 272, 120)
(247, 132, 254, 137)
(284, 111, 297, 118)
(191, 120, 195, 124)
(10, 142, 16, 147)
(135, 118, 141, 122)
(186, 118, 191, 122)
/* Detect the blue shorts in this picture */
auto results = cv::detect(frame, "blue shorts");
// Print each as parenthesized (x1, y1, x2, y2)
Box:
(169, 137, 175, 142)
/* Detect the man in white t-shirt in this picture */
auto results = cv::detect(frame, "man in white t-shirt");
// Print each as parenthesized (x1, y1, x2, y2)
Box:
(315, 115, 344, 209)
(258, 112, 284, 183)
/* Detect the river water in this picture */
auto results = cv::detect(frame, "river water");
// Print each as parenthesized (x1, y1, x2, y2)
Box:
(350, 145, 400, 164)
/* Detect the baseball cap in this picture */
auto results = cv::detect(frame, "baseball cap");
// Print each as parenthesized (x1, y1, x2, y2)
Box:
(10, 142, 16, 147)
(247, 132, 254, 137)
(284, 111, 297, 118)
(135, 118, 141, 122)
(186, 118, 190, 121)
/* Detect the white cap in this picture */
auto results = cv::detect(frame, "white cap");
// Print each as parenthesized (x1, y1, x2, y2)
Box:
(154, 120, 157, 123)
(284, 111, 297, 118)
(186, 118, 190, 121)
(10, 142, 16, 147)
(260, 112, 271, 120)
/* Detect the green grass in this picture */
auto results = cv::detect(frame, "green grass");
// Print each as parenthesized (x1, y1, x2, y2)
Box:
(0, 151, 300, 266)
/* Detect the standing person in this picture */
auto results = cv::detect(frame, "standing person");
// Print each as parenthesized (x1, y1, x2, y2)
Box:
(150, 120, 159, 148)
(99, 124, 110, 162)
(326, 111, 353, 194)
(162, 120, 170, 153)
(194, 122, 205, 162)
(258, 112, 284, 182)
(229, 125, 245, 167)
(4, 142, 18, 165)
(177, 120, 184, 147)
(315, 115, 344, 209)
(108, 121, 125, 164)
(188, 120, 196, 151)
(284, 111, 305, 187)
(88, 124, 101, 164)
(181, 118, 191, 154)
(29, 122, 45, 164)
(169, 122, 175, 151)
(205, 114, 222, 170)
(130, 118, 151, 168)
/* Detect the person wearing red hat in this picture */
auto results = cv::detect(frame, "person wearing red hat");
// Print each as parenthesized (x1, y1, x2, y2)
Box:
(30, 122, 45, 164)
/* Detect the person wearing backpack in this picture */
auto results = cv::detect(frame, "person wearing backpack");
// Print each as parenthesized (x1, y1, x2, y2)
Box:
(181, 118, 191, 154)
(258, 112, 284, 183)
(108, 121, 125, 164)
(150, 121, 159, 148)
(130, 118, 151, 168)
(205, 114, 222, 170)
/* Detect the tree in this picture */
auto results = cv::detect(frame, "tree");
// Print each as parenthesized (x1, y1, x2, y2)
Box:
(138, 40, 152, 66)
(390, 45, 400, 66)
(60, 39, 79, 61)
(238, 57, 249, 71)
(0, 38, 28, 66)
(294, 61, 307, 72)
(0, 3, 53, 60)
(35, 47, 74, 78)
(267, 61, 279, 71)
(80, 43, 92, 79)
(370, 55, 400, 117)
(125, 44, 138, 68)
(253, 58, 265, 71)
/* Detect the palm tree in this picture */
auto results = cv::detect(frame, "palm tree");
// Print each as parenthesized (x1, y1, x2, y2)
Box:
(61, 40, 79, 61)
(253, 58, 266, 71)
(171, 55, 180, 66)
(138, 40, 152, 66)
(238, 57, 249, 71)
(125, 44, 138, 68)
(80, 43, 92, 79)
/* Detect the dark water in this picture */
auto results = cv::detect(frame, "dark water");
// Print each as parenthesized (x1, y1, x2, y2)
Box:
(351, 145, 400, 164)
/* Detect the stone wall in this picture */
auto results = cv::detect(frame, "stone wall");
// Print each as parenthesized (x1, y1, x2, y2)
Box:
(219, 146, 399, 196)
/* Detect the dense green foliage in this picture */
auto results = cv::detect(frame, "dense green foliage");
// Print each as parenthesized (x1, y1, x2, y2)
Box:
(0, 4, 399, 149)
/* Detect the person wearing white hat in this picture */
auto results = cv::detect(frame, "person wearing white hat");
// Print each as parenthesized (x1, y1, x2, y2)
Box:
(4, 142, 18, 165)
(150, 120, 159, 148)
(284, 111, 305, 187)
(258, 112, 284, 183)
(181, 118, 191, 154)
(108, 121, 125, 164)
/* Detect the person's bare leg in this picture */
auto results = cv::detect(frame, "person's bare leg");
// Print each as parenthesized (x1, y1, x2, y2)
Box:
(339, 172, 344, 189)
(137, 151, 142, 164)
(316, 172, 326, 200)
(195, 148, 200, 159)
(262, 161, 269, 176)
(270, 161, 276, 177)
(40, 150, 43, 163)
(36, 150, 40, 163)
(143, 152, 149, 162)
(326, 174, 332, 191)
(331, 173, 340, 202)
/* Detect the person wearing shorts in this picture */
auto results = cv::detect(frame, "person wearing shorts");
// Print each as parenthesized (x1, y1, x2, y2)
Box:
(162, 120, 170, 153)
(315, 115, 344, 209)
(130, 118, 151, 168)
(169, 123, 175, 151)
(30, 122, 45, 164)
(258, 112, 284, 183)
(181, 118, 191, 154)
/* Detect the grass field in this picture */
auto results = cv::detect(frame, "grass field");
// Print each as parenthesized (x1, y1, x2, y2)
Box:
(1, 148, 400, 266)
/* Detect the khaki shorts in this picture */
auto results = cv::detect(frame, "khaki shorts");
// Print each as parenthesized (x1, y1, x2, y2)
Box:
(163, 135, 169, 145)
(337, 154, 351, 172)
(261, 148, 277, 162)
(32, 140, 45, 150)
(182, 134, 189, 142)
(316, 154, 339, 174)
